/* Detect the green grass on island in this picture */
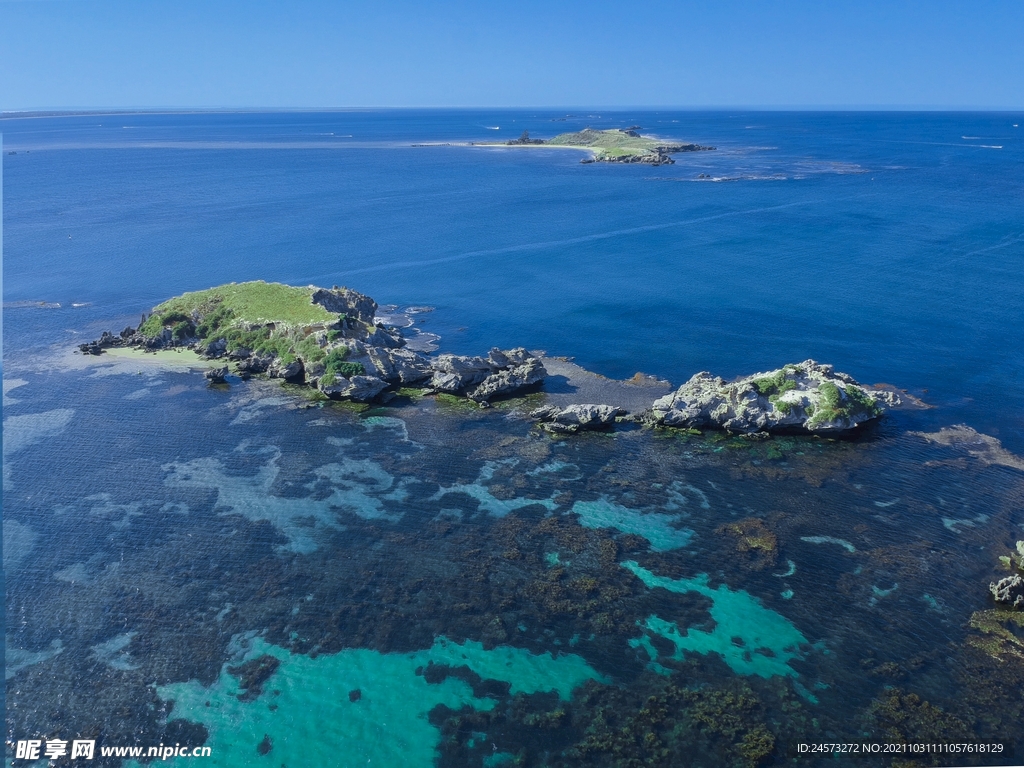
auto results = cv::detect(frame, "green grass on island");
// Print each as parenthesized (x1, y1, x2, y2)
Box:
(546, 128, 670, 155)
(140, 281, 337, 336)
(137, 281, 360, 368)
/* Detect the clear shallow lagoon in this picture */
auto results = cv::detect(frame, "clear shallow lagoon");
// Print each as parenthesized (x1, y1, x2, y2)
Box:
(3, 111, 1024, 766)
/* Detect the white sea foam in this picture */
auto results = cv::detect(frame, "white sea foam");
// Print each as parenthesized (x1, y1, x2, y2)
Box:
(800, 536, 856, 553)
(319, 199, 835, 279)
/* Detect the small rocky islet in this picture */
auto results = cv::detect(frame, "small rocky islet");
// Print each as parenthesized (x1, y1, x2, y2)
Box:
(497, 127, 716, 165)
(80, 280, 900, 435)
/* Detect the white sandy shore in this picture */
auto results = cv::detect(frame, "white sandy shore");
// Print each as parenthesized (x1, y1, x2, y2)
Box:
(103, 346, 217, 368)
(53, 345, 219, 376)
(415, 141, 597, 157)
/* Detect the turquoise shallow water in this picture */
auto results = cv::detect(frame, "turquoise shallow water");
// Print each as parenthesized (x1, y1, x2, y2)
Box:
(4, 111, 1024, 766)
(141, 636, 602, 768)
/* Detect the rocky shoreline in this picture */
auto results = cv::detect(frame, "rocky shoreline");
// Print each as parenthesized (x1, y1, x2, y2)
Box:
(79, 282, 900, 435)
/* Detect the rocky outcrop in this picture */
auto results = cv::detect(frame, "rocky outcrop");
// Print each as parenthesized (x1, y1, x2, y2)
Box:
(267, 358, 303, 381)
(317, 374, 389, 402)
(310, 286, 377, 323)
(469, 359, 546, 402)
(583, 151, 676, 166)
(205, 366, 229, 384)
(78, 331, 119, 355)
(429, 354, 495, 393)
(580, 142, 716, 166)
(365, 347, 432, 385)
(363, 325, 405, 349)
(990, 541, 1024, 608)
(77, 284, 906, 431)
(79, 284, 549, 406)
(531, 404, 624, 434)
(201, 338, 228, 359)
(506, 130, 544, 145)
(428, 348, 547, 401)
(648, 360, 887, 434)
(990, 575, 1024, 609)
(235, 354, 273, 375)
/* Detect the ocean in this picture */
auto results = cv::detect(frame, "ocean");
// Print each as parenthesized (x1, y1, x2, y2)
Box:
(3, 110, 1024, 767)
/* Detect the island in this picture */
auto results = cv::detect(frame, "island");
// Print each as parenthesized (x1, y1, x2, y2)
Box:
(493, 128, 715, 165)
(79, 280, 899, 434)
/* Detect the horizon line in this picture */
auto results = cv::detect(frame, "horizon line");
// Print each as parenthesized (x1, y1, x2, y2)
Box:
(3, 105, 1024, 118)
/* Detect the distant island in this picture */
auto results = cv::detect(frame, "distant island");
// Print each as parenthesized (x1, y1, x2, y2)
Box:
(485, 127, 715, 165)
(78, 280, 901, 435)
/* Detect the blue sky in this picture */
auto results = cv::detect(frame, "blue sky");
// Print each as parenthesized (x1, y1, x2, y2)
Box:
(1, 0, 1022, 110)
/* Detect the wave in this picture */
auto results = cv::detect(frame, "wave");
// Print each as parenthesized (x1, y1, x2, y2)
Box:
(4, 300, 62, 309)
(651, 174, 787, 183)
(303, 196, 864, 281)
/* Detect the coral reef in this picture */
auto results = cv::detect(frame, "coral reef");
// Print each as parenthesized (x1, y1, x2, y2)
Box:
(967, 609, 1024, 663)
(715, 518, 779, 570)
(561, 680, 775, 768)
(867, 689, 973, 766)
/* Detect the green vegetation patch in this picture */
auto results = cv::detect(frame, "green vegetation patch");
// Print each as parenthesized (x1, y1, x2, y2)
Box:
(293, 335, 327, 365)
(843, 384, 882, 416)
(323, 348, 363, 381)
(142, 281, 337, 337)
(752, 370, 803, 415)
(751, 370, 797, 397)
(806, 381, 845, 426)
(804, 382, 879, 428)
(547, 128, 666, 155)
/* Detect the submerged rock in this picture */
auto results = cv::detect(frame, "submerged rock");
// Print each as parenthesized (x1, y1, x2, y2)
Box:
(531, 404, 624, 434)
(648, 360, 886, 434)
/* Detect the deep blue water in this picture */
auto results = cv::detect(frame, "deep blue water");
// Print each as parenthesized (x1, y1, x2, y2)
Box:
(4, 111, 1024, 767)
(4, 110, 1023, 445)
